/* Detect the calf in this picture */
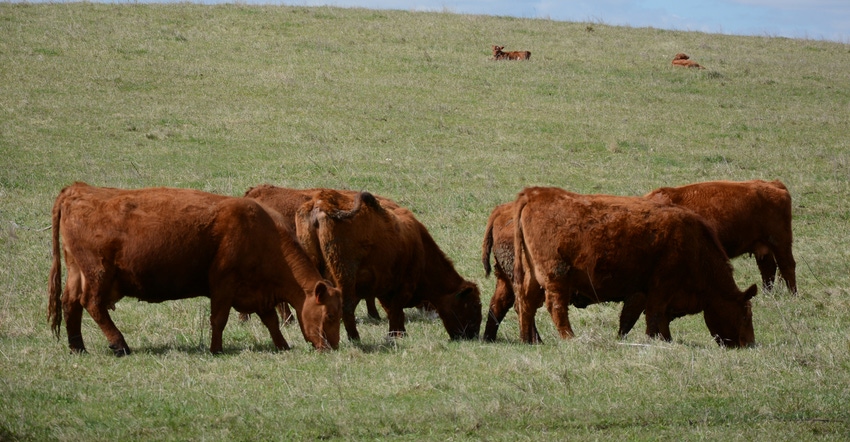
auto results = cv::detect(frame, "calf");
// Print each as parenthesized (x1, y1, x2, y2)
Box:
(48, 182, 342, 355)
(512, 187, 757, 347)
(671, 52, 705, 69)
(492, 45, 531, 60)
(296, 189, 482, 341)
(645, 179, 796, 294)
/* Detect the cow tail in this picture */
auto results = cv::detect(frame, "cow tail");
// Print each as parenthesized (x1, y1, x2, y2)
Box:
(48, 192, 64, 339)
(512, 194, 529, 297)
(481, 212, 496, 277)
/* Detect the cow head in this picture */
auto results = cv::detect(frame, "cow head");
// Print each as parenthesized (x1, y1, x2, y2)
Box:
(299, 280, 342, 350)
(437, 281, 483, 340)
(703, 284, 757, 348)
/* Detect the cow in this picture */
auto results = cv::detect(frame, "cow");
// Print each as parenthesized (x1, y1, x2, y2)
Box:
(48, 182, 342, 356)
(492, 45, 531, 60)
(512, 187, 757, 348)
(671, 52, 705, 69)
(481, 202, 645, 342)
(243, 184, 387, 321)
(295, 189, 482, 341)
(645, 180, 796, 295)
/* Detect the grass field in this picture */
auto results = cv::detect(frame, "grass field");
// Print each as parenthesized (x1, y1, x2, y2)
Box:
(1, 3, 850, 440)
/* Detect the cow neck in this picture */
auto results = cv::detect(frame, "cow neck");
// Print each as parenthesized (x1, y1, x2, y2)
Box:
(278, 235, 326, 308)
(416, 229, 466, 295)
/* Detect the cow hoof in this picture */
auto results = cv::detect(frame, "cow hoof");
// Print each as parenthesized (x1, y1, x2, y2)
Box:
(387, 331, 406, 339)
(70, 347, 87, 355)
(109, 344, 131, 357)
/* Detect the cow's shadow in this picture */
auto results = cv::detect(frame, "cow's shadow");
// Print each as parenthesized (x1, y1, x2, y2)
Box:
(122, 341, 293, 356)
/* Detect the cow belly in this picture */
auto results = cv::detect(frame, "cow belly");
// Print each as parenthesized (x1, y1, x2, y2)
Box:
(113, 257, 212, 302)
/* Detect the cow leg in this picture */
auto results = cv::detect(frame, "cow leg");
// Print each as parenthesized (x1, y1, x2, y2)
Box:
(644, 304, 672, 342)
(772, 246, 798, 295)
(516, 282, 544, 344)
(545, 291, 574, 340)
(365, 296, 381, 320)
(341, 288, 361, 341)
(617, 292, 647, 338)
(84, 302, 130, 356)
(63, 298, 86, 353)
(257, 309, 290, 351)
(483, 276, 515, 342)
(208, 297, 232, 355)
(62, 267, 87, 353)
(755, 252, 778, 292)
(384, 294, 407, 338)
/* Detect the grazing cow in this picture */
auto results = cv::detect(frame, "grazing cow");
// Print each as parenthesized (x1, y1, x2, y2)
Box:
(48, 182, 342, 356)
(244, 184, 386, 321)
(296, 189, 482, 341)
(492, 45, 531, 60)
(512, 187, 757, 347)
(645, 180, 796, 295)
(671, 52, 705, 69)
(481, 202, 645, 342)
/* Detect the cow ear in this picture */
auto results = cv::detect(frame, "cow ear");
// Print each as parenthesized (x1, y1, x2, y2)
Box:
(455, 284, 477, 299)
(314, 281, 330, 305)
(743, 284, 758, 301)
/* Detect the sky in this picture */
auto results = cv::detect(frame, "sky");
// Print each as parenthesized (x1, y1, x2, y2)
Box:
(265, 0, 850, 43)
(23, 0, 850, 43)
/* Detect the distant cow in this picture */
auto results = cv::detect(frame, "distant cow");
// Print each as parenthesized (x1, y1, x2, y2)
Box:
(671, 52, 705, 69)
(296, 189, 482, 341)
(645, 180, 796, 295)
(244, 184, 387, 321)
(492, 45, 531, 60)
(48, 182, 342, 356)
(512, 187, 757, 347)
(482, 202, 647, 342)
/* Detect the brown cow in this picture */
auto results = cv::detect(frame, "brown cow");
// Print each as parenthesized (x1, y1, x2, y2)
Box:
(671, 52, 705, 69)
(244, 184, 387, 321)
(645, 180, 796, 295)
(48, 182, 342, 356)
(492, 45, 531, 60)
(482, 202, 645, 341)
(512, 187, 757, 347)
(296, 189, 482, 341)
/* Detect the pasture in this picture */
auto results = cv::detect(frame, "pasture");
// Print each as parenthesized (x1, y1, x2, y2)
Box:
(1, 3, 849, 440)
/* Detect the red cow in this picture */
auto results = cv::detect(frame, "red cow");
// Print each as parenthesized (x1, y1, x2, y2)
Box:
(482, 202, 645, 341)
(244, 184, 387, 321)
(512, 187, 757, 347)
(671, 52, 705, 69)
(295, 189, 482, 341)
(645, 179, 796, 295)
(48, 182, 342, 356)
(492, 45, 531, 60)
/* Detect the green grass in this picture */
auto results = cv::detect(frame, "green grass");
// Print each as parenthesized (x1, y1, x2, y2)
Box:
(2, 3, 850, 440)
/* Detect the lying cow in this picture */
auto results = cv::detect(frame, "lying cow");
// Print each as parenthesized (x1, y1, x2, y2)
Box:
(48, 182, 342, 356)
(296, 189, 482, 341)
(671, 52, 705, 69)
(492, 45, 531, 60)
(482, 202, 646, 341)
(244, 184, 387, 321)
(512, 187, 757, 347)
(646, 179, 796, 295)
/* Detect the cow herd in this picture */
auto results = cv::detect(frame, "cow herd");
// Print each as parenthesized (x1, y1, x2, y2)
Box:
(492, 46, 706, 70)
(48, 179, 795, 355)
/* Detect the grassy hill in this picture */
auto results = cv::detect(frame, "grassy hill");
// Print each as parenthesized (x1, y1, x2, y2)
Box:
(1, 3, 849, 440)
